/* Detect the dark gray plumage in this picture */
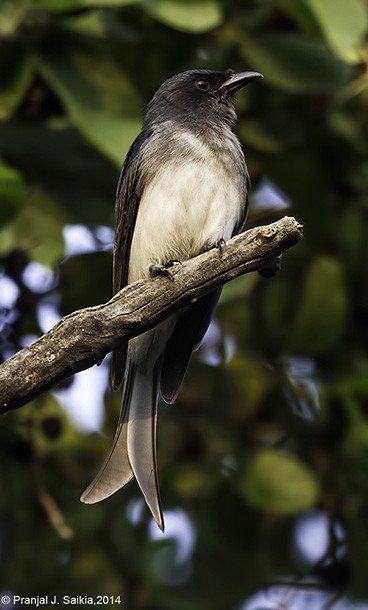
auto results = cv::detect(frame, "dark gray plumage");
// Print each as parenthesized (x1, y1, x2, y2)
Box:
(80, 69, 262, 531)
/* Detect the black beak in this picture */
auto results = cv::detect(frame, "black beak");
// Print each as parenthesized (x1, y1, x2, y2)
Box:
(219, 71, 263, 94)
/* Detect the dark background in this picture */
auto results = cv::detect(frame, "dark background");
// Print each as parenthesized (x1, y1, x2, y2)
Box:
(1, 1, 368, 608)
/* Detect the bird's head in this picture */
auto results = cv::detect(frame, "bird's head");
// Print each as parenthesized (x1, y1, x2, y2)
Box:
(145, 69, 262, 127)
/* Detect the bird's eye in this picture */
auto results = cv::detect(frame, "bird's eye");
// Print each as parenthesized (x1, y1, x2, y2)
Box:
(195, 79, 210, 91)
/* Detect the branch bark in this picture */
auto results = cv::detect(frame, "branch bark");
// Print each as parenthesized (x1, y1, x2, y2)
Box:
(0, 216, 303, 414)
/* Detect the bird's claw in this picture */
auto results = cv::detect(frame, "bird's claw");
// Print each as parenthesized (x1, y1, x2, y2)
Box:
(204, 237, 226, 253)
(216, 237, 226, 251)
(149, 259, 182, 281)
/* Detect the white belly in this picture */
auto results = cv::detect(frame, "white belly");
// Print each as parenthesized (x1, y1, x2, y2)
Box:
(128, 158, 243, 283)
(126, 126, 246, 369)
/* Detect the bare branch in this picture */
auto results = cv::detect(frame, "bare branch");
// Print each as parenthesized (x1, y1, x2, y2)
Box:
(0, 216, 303, 413)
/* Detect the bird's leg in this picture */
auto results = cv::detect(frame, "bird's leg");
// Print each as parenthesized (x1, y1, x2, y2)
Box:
(204, 237, 226, 253)
(215, 237, 226, 251)
(149, 259, 182, 281)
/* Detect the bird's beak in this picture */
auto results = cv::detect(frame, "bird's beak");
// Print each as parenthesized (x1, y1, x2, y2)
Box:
(219, 71, 263, 94)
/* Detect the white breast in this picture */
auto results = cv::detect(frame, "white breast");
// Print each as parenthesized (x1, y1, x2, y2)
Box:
(128, 129, 246, 284)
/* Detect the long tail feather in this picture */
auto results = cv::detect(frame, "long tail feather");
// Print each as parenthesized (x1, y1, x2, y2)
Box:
(80, 364, 135, 503)
(80, 423, 134, 503)
(127, 362, 164, 531)
(80, 360, 164, 531)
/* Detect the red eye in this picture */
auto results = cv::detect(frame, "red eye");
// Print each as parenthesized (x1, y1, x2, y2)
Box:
(195, 79, 210, 91)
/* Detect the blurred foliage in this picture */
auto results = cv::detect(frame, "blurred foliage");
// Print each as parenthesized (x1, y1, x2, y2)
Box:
(1, 0, 368, 608)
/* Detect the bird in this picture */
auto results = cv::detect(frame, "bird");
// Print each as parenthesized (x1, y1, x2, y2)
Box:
(80, 68, 262, 531)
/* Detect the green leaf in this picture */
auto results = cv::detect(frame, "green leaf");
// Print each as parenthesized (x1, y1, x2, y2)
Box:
(30, 0, 80, 8)
(0, 0, 30, 36)
(61, 11, 107, 38)
(304, 0, 368, 62)
(240, 449, 319, 514)
(343, 395, 368, 461)
(0, 160, 25, 226)
(173, 465, 206, 498)
(291, 257, 348, 356)
(80, 0, 139, 5)
(0, 123, 117, 226)
(267, 0, 319, 35)
(34, 0, 139, 8)
(0, 43, 34, 120)
(0, 188, 66, 266)
(225, 355, 271, 418)
(241, 33, 351, 93)
(238, 119, 286, 153)
(36, 34, 142, 164)
(143, 0, 223, 33)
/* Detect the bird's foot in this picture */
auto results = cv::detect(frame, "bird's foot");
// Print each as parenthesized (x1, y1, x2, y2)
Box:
(258, 255, 282, 278)
(149, 259, 182, 281)
(205, 237, 226, 253)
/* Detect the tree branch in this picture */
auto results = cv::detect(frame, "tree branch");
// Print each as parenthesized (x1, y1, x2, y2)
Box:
(0, 216, 303, 414)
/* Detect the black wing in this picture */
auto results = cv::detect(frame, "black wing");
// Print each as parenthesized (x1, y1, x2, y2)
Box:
(112, 127, 153, 390)
(160, 288, 222, 403)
